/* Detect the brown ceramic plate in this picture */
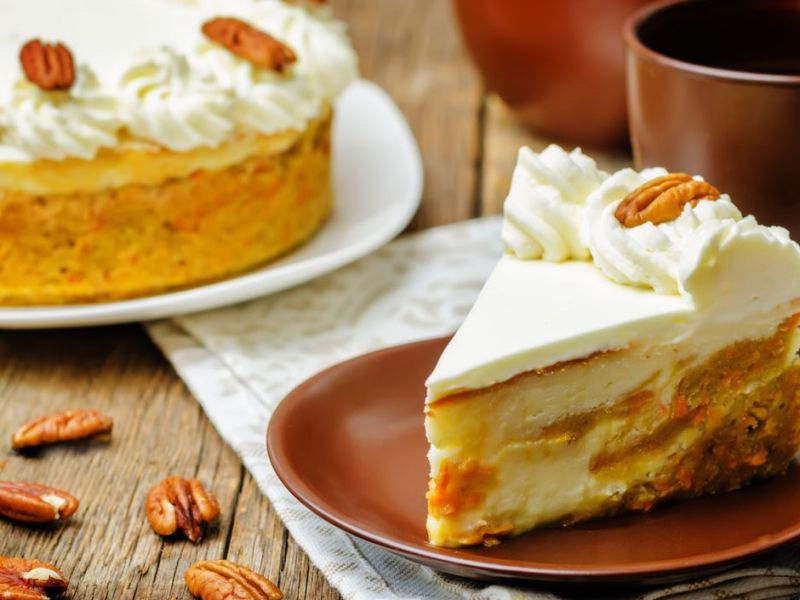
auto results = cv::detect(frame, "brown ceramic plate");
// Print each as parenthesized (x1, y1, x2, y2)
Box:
(267, 337, 800, 586)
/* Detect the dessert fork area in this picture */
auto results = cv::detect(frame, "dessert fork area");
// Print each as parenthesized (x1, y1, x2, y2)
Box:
(2, 2, 796, 600)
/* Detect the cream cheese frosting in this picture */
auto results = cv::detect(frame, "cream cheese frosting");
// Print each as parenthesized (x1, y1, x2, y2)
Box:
(426, 256, 694, 401)
(0, 0, 358, 161)
(427, 145, 800, 400)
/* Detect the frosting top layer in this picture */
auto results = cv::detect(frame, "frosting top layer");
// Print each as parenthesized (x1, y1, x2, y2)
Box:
(428, 145, 800, 399)
(0, 0, 358, 161)
(427, 255, 694, 401)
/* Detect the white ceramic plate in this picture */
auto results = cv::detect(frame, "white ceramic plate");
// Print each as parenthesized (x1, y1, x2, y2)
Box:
(0, 80, 422, 329)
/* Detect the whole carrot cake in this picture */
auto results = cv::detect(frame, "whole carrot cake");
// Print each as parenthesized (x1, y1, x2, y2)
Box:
(0, 0, 358, 304)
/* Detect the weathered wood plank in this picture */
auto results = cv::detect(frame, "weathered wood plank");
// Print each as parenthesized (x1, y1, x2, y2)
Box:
(226, 473, 342, 600)
(0, 326, 240, 599)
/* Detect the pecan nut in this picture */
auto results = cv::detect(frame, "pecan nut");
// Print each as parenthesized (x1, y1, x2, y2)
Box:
(145, 476, 220, 543)
(19, 40, 75, 92)
(11, 409, 113, 450)
(0, 482, 79, 524)
(0, 557, 68, 599)
(185, 560, 283, 600)
(615, 173, 721, 227)
(202, 17, 296, 72)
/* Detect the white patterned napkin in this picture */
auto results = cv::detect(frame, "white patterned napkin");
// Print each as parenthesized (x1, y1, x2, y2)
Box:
(147, 217, 800, 600)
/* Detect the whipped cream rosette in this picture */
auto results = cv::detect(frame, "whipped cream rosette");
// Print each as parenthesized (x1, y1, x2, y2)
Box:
(0, 0, 358, 160)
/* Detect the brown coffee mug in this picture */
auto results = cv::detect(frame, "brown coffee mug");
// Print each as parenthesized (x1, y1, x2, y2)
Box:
(625, 0, 800, 236)
(454, 0, 657, 149)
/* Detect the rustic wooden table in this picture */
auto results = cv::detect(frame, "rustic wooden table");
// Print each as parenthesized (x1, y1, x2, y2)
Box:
(0, 2, 627, 598)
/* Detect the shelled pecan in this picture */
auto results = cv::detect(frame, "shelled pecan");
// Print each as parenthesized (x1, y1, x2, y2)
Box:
(0, 482, 79, 524)
(185, 560, 282, 600)
(145, 476, 220, 543)
(202, 17, 296, 72)
(0, 557, 68, 599)
(11, 409, 113, 450)
(615, 173, 720, 227)
(19, 40, 75, 91)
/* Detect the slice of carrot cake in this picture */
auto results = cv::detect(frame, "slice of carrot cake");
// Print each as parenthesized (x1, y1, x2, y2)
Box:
(425, 145, 800, 547)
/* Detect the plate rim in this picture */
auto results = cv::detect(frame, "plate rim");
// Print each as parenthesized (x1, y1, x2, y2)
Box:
(0, 79, 422, 329)
(267, 336, 800, 583)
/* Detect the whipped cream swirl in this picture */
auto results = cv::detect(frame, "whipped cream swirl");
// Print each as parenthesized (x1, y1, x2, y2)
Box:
(120, 47, 235, 151)
(502, 145, 607, 261)
(0, 0, 358, 162)
(205, 0, 359, 101)
(193, 42, 320, 135)
(679, 214, 800, 315)
(502, 144, 800, 302)
(583, 168, 737, 293)
(2, 66, 121, 161)
(581, 168, 796, 296)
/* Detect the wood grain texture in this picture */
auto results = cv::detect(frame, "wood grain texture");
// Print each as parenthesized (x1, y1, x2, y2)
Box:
(0, 326, 240, 599)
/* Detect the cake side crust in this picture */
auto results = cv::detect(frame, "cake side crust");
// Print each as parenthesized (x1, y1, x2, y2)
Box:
(0, 113, 332, 305)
